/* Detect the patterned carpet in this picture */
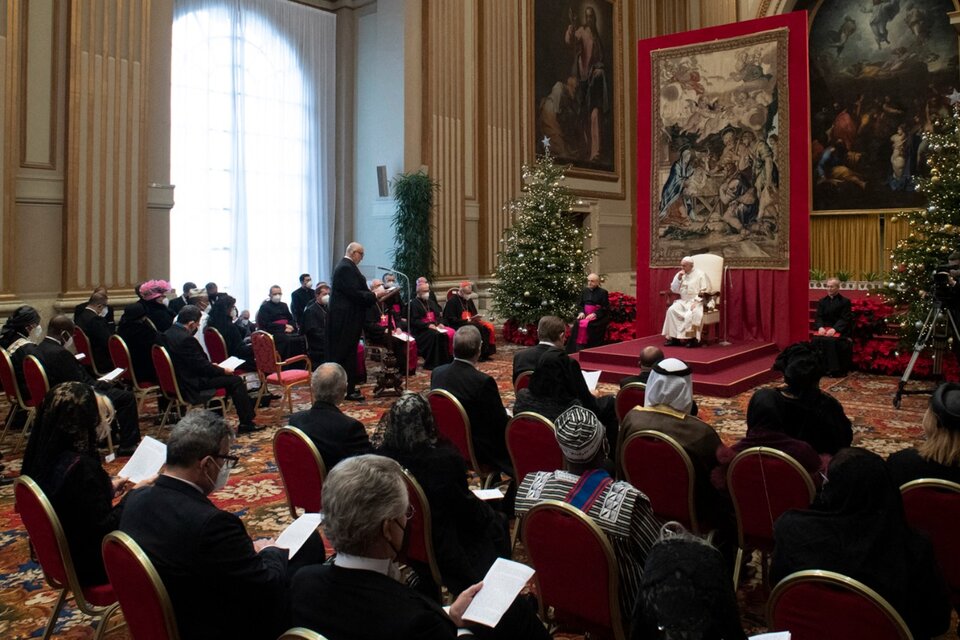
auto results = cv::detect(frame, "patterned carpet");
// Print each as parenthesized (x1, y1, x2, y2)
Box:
(0, 341, 952, 639)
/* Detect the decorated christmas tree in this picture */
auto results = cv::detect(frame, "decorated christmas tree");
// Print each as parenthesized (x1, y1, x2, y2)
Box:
(491, 147, 598, 333)
(886, 91, 960, 345)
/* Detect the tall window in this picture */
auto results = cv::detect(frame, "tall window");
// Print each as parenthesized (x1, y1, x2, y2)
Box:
(170, 0, 336, 310)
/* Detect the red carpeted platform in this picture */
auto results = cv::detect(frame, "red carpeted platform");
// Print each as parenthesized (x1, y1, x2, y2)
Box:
(572, 335, 781, 397)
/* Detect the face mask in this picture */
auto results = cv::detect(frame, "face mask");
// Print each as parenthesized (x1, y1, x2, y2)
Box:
(99, 306, 109, 318)
(271, 294, 281, 304)
(320, 294, 330, 305)
(419, 293, 429, 301)
(206, 457, 231, 492)
(29, 325, 43, 343)
(304, 280, 312, 289)
(161, 297, 170, 307)
(62, 333, 76, 353)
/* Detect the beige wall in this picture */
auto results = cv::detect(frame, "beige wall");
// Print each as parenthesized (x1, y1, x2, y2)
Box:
(3, 0, 172, 324)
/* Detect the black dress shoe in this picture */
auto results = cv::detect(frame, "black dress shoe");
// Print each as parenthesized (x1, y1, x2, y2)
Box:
(237, 422, 264, 434)
(685, 339, 700, 348)
(664, 338, 681, 346)
(345, 391, 366, 402)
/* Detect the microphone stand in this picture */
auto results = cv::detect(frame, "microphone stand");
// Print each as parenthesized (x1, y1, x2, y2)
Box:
(377, 266, 412, 390)
(719, 264, 732, 346)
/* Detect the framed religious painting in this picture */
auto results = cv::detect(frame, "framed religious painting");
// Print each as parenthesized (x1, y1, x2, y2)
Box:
(530, 0, 622, 183)
(648, 28, 790, 268)
(799, 0, 960, 213)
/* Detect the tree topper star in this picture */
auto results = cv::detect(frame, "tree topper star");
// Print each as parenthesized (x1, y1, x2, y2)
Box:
(541, 135, 551, 152)
(949, 89, 960, 105)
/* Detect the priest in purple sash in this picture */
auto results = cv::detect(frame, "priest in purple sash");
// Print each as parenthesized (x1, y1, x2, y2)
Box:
(566, 273, 611, 352)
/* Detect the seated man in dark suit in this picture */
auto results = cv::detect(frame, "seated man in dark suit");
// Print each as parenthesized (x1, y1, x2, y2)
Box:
(619, 346, 663, 388)
(120, 411, 325, 640)
(291, 454, 549, 640)
(290, 273, 314, 327)
(168, 281, 195, 315)
(512, 315, 566, 383)
(289, 363, 372, 470)
(157, 306, 259, 434)
(811, 277, 854, 376)
(33, 315, 141, 456)
(300, 283, 330, 367)
(73, 286, 115, 326)
(430, 325, 512, 476)
(76, 291, 116, 374)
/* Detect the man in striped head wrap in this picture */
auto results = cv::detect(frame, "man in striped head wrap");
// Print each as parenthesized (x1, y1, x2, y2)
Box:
(514, 405, 660, 622)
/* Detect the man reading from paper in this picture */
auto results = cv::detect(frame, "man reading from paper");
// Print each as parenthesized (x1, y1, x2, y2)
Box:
(662, 256, 710, 348)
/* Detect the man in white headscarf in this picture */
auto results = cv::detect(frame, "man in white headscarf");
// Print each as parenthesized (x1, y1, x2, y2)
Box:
(662, 256, 711, 348)
(618, 358, 725, 528)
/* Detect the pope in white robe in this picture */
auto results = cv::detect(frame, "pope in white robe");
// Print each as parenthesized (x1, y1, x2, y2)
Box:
(662, 256, 711, 345)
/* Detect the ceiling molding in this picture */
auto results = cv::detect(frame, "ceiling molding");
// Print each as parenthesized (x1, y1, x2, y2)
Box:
(290, 0, 377, 12)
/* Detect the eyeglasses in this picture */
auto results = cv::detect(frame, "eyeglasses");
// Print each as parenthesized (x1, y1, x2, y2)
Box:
(403, 504, 415, 521)
(211, 453, 240, 469)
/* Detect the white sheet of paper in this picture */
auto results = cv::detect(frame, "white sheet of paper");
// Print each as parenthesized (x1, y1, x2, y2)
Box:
(749, 633, 790, 640)
(274, 513, 323, 558)
(462, 558, 535, 628)
(471, 488, 503, 501)
(392, 331, 413, 342)
(98, 367, 125, 382)
(118, 436, 167, 482)
(435, 327, 448, 333)
(75, 352, 86, 361)
(581, 370, 601, 392)
(219, 356, 245, 370)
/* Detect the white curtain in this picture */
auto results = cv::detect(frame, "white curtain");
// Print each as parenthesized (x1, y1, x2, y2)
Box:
(170, 0, 336, 312)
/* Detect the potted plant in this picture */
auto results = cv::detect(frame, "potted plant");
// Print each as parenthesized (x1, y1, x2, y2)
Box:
(836, 269, 855, 289)
(861, 270, 882, 290)
(809, 268, 827, 289)
(390, 171, 440, 291)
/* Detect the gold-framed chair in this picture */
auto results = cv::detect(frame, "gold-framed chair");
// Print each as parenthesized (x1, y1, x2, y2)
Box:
(900, 478, 960, 609)
(14, 476, 122, 640)
(514, 370, 533, 392)
(614, 382, 646, 423)
(277, 628, 329, 640)
(0, 348, 36, 448)
(768, 569, 913, 640)
(250, 331, 312, 415)
(150, 345, 229, 428)
(108, 334, 160, 416)
(398, 468, 446, 603)
(426, 388, 498, 488)
(101, 530, 181, 640)
(273, 426, 327, 520)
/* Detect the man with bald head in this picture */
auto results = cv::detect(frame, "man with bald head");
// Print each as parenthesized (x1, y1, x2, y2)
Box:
(566, 272, 610, 352)
(328, 243, 386, 401)
(620, 346, 664, 388)
(662, 256, 710, 348)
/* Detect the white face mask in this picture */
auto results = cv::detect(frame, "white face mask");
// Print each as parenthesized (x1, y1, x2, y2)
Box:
(61, 333, 76, 353)
(161, 297, 170, 307)
(29, 325, 43, 343)
(304, 280, 312, 289)
(270, 294, 282, 304)
(419, 293, 429, 301)
(207, 457, 231, 493)
(99, 306, 109, 318)
(320, 295, 330, 305)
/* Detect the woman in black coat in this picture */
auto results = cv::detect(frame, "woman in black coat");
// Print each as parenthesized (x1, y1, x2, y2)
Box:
(207, 294, 254, 366)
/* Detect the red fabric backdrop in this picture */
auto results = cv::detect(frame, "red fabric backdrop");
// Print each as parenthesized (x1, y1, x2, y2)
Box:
(635, 12, 810, 348)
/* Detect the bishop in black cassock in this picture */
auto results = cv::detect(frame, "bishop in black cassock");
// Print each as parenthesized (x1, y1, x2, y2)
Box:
(442, 283, 495, 360)
(410, 283, 452, 370)
(812, 279, 853, 376)
(566, 273, 611, 353)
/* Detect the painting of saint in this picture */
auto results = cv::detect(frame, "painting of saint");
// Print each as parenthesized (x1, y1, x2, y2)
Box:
(649, 29, 789, 268)
(533, 0, 619, 178)
(800, 0, 960, 211)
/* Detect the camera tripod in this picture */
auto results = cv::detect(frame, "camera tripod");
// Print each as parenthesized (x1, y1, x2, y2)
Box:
(893, 298, 960, 408)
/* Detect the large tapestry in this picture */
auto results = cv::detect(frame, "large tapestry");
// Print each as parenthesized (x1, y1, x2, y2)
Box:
(649, 29, 789, 269)
(804, 0, 960, 212)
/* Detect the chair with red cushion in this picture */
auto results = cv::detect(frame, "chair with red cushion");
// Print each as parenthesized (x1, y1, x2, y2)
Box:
(514, 370, 532, 392)
(426, 388, 498, 488)
(900, 478, 960, 609)
(727, 446, 816, 588)
(522, 500, 626, 640)
(109, 334, 160, 415)
(506, 412, 562, 486)
(250, 330, 312, 415)
(22, 355, 69, 453)
(399, 467, 445, 602)
(14, 476, 121, 640)
(0, 349, 36, 449)
(203, 327, 230, 367)
(620, 429, 707, 536)
(273, 426, 327, 520)
(73, 326, 109, 377)
(150, 345, 228, 428)
(614, 382, 645, 423)
(768, 570, 912, 640)
(101, 530, 181, 640)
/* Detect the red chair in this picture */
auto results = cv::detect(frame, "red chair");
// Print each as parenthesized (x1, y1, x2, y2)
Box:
(399, 468, 445, 602)
(21, 355, 52, 452)
(514, 370, 532, 392)
(426, 389, 498, 488)
(0, 349, 36, 449)
(203, 327, 230, 366)
(506, 412, 562, 486)
(101, 531, 181, 640)
(614, 382, 645, 423)
(522, 500, 626, 640)
(73, 326, 109, 377)
(250, 331, 312, 414)
(273, 426, 327, 520)
(900, 478, 960, 608)
(727, 447, 816, 588)
(151, 345, 228, 428)
(109, 334, 160, 415)
(768, 570, 912, 640)
(14, 476, 121, 640)
(620, 430, 707, 536)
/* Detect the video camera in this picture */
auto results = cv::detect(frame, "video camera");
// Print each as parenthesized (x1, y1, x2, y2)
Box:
(933, 264, 960, 301)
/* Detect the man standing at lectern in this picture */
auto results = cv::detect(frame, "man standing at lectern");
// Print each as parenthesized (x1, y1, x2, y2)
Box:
(328, 243, 385, 401)
(662, 256, 710, 348)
